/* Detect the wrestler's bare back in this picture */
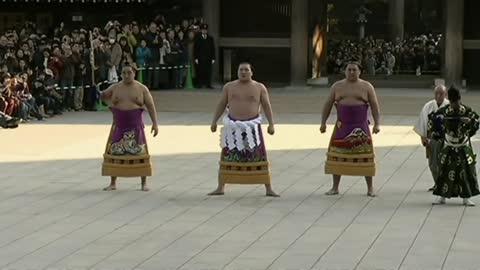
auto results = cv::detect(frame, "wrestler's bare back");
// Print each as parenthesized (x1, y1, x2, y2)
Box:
(226, 80, 263, 120)
(333, 79, 373, 105)
(109, 81, 146, 110)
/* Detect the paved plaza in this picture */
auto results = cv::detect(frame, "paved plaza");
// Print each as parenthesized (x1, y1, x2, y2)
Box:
(2, 88, 480, 270)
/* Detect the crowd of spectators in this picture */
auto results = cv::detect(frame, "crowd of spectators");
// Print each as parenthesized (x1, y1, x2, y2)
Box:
(327, 34, 442, 76)
(0, 15, 214, 128)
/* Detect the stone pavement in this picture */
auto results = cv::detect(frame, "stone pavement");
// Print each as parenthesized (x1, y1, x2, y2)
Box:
(1, 89, 480, 270)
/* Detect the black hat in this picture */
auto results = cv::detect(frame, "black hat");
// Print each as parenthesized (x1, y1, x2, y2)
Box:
(200, 24, 208, 30)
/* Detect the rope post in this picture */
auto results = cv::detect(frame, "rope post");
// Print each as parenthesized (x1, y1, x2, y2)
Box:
(185, 65, 194, 90)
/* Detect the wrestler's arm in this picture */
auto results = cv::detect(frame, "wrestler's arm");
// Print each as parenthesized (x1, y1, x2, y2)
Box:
(211, 84, 228, 125)
(142, 84, 159, 127)
(260, 83, 274, 127)
(367, 82, 380, 127)
(321, 84, 336, 127)
(101, 84, 115, 100)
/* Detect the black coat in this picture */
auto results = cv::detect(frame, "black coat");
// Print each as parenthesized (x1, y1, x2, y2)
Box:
(194, 34, 215, 64)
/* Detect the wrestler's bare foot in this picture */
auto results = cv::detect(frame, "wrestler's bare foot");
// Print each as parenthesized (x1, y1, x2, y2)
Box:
(264, 184, 280, 197)
(365, 177, 375, 197)
(140, 177, 149, 192)
(103, 185, 116, 191)
(325, 189, 339, 195)
(207, 189, 225, 196)
(367, 190, 376, 197)
(104, 177, 117, 191)
(326, 176, 341, 196)
(208, 184, 225, 196)
(266, 190, 280, 197)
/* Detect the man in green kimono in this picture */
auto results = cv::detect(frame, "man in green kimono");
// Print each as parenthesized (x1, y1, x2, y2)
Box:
(428, 86, 480, 206)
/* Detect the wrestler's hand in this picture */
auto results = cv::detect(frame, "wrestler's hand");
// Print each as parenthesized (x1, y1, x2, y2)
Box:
(151, 124, 159, 137)
(421, 137, 428, 146)
(267, 125, 275, 135)
(210, 123, 217, 133)
(320, 124, 327, 133)
(373, 124, 380, 134)
(101, 90, 112, 100)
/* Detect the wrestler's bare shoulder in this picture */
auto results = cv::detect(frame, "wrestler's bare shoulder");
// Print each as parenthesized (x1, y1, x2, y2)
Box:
(224, 80, 264, 87)
(252, 80, 267, 90)
(106, 82, 121, 91)
(331, 79, 347, 90)
(115, 81, 148, 91)
(223, 80, 238, 91)
(331, 79, 373, 89)
(108, 82, 126, 90)
(358, 79, 375, 89)
(223, 80, 263, 92)
(134, 81, 150, 92)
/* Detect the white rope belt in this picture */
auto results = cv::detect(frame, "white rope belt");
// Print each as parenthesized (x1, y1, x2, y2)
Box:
(221, 115, 262, 151)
